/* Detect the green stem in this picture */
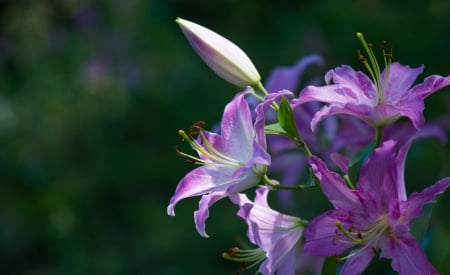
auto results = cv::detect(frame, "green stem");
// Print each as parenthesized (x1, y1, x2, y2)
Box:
(254, 81, 279, 110)
(374, 126, 383, 148)
(254, 81, 269, 96)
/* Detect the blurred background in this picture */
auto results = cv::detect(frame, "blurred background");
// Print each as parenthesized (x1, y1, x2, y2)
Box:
(0, 0, 449, 274)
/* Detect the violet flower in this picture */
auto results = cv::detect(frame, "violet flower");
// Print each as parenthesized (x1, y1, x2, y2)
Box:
(293, 33, 450, 131)
(167, 88, 270, 237)
(304, 140, 450, 274)
(228, 187, 306, 275)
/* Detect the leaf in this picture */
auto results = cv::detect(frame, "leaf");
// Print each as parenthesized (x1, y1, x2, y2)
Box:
(321, 256, 340, 275)
(277, 97, 302, 144)
(264, 123, 288, 136)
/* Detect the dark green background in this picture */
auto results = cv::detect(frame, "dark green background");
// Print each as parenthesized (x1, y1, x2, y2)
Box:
(0, 0, 449, 274)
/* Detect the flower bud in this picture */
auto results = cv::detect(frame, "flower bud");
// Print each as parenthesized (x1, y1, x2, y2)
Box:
(176, 18, 261, 87)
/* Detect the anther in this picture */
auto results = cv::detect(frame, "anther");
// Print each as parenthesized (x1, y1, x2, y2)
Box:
(357, 49, 367, 62)
(371, 246, 377, 254)
(187, 121, 205, 137)
(228, 247, 239, 257)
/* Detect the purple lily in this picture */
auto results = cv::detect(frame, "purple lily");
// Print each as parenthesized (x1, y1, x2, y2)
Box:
(293, 33, 450, 131)
(304, 140, 450, 274)
(167, 88, 270, 237)
(228, 187, 305, 275)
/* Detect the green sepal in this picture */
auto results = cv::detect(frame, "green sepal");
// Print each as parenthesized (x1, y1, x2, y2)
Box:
(347, 140, 376, 187)
(321, 256, 340, 275)
(277, 97, 302, 145)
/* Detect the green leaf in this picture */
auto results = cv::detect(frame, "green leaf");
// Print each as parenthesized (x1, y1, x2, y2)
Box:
(264, 123, 288, 136)
(321, 256, 340, 275)
(277, 97, 301, 143)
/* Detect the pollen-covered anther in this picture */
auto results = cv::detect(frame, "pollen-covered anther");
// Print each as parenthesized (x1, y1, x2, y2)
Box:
(357, 49, 367, 62)
(222, 246, 266, 272)
(187, 121, 206, 138)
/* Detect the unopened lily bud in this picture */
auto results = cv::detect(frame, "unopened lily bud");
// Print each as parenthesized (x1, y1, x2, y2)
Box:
(176, 18, 261, 87)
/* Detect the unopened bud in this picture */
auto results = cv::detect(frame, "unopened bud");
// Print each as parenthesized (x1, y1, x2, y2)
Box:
(176, 18, 261, 87)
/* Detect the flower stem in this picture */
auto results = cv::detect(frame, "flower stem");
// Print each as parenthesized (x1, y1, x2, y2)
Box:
(254, 81, 279, 110)
(374, 126, 383, 148)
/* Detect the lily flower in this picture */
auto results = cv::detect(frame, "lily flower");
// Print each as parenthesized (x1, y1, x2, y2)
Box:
(176, 17, 261, 87)
(227, 187, 306, 275)
(304, 140, 450, 274)
(167, 88, 270, 237)
(293, 33, 450, 131)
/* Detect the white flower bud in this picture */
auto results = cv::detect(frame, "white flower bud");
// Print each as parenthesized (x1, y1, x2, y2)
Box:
(176, 18, 261, 87)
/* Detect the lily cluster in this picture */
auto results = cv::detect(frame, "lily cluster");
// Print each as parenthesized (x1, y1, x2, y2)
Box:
(167, 18, 450, 275)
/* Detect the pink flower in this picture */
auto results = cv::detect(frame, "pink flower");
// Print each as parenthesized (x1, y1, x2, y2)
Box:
(229, 187, 305, 275)
(294, 33, 450, 131)
(167, 88, 270, 237)
(304, 140, 450, 274)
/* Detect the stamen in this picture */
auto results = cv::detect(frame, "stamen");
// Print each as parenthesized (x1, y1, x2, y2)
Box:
(334, 215, 389, 263)
(356, 32, 393, 105)
(222, 246, 266, 273)
(335, 221, 363, 244)
(188, 121, 205, 137)
(177, 127, 242, 168)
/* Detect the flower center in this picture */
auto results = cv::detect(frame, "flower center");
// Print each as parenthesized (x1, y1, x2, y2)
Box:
(176, 122, 242, 168)
(222, 246, 266, 273)
(356, 32, 394, 105)
(334, 214, 390, 255)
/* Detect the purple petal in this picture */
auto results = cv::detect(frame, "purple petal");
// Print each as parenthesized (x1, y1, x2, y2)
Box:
(385, 123, 448, 202)
(330, 152, 350, 174)
(409, 74, 450, 99)
(303, 211, 353, 256)
(295, 84, 371, 107)
(400, 177, 450, 224)
(378, 95, 425, 129)
(384, 62, 423, 102)
(325, 66, 376, 101)
(308, 103, 372, 132)
(220, 89, 254, 160)
(379, 231, 438, 275)
(259, 249, 298, 275)
(194, 193, 225, 237)
(265, 54, 324, 93)
(309, 156, 360, 209)
(260, 238, 298, 275)
(167, 166, 229, 216)
(340, 246, 375, 275)
(358, 140, 398, 210)
(255, 89, 294, 148)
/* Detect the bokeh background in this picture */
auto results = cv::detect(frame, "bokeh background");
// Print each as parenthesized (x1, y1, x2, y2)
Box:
(0, 0, 449, 274)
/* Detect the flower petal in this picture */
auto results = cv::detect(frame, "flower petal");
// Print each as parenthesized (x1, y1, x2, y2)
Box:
(325, 65, 376, 101)
(409, 74, 450, 99)
(265, 54, 324, 94)
(379, 230, 438, 275)
(167, 166, 230, 216)
(303, 211, 353, 256)
(194, 193, 224, 237)
(384, 62, 423, 102)
(358, 140, 398, 210)
(221, 90, 255, 161)
(340, 246, 375, 275)
(400, 177, 450, 224)
(309, 156, 360, 209)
